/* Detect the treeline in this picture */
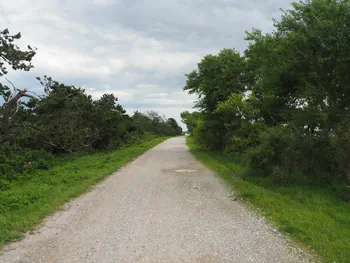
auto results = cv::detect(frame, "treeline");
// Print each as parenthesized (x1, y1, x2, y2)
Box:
(182, 0, 350, 192)
(0, 29, 182, 182)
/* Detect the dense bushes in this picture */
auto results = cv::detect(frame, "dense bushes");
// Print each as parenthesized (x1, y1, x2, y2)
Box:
(182, 0, 350, 189)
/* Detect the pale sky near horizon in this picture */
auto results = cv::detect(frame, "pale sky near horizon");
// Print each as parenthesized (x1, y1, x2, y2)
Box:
(0, 0, 292, 128)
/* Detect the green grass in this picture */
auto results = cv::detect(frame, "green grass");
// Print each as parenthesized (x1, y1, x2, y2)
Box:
(186, 136, 350, 263)
(0, 135, 168, 249)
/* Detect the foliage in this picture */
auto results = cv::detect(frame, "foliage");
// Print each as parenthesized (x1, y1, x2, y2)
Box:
(167, 118, 183, 135)
(184, 48, 246, 114)
(0, 143, 53, 188)
(182, 0, 350, 187)
(0, 28, 36, 76)
(145, 111, 182, 136)
(183, 49, 247, 149)
(0, 28, 36, 139)
(180, 111, 201, 134)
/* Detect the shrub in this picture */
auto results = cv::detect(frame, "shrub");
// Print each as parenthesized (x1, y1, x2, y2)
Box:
(248, 127, 296, 175)
(0, 143, 54, 181)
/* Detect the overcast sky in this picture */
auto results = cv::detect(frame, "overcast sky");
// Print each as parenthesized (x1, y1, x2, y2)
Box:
(0, 0, 292, 128)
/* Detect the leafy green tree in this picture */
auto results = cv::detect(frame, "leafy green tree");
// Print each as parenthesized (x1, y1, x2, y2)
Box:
(33, 78, 97, 153)
(180, 111, 201, 134)
(131, 111, 152, 135)
(245, 0, 350, 184)
(184, 0, 350, 186)
(166, 118, 182, 135)
(183, 49, 247, 149)
(92, 94, 127, 149)
(216, 92, 263, 155)
(184, 49, 246, 114)
(0, 28, 36, 76)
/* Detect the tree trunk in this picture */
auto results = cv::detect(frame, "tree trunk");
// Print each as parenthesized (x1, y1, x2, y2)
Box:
(1, 89, 34, 135)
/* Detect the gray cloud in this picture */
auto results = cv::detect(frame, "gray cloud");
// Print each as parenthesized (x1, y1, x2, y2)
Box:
(0, 0, 292, 128)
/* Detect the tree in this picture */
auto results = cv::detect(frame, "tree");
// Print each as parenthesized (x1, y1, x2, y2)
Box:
(92, 94, 127, 149)
(166, 118, 182, 135)
(33, 78, 97, 153)
(184, 49, 246, 114)
(0, 28, 36, 76)
(0, 29, 36, 139)
(180, 111, 201, 134)
(0, 82, 36, 139)
(131, 111, 152, 134)
(183, 49, 247, 149)
(245, 0, 350, 184)
(184, 0, 350, 186)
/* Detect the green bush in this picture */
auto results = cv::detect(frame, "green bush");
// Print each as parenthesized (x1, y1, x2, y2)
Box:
(193, 118, 226, 149)
(0, 143, 54, 181)
(248, 127, 296, 175)
(295, 135, 341, 185)
(241, 126, 342, 186)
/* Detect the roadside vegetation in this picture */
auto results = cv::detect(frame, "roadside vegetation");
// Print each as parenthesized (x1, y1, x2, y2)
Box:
(182, 1, 350, 262)
(187, 136, 349, 263)
(0, 28, 181, 246)
(0, 135, 167, 248)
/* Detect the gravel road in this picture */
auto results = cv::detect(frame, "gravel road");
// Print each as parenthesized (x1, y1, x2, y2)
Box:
(1, 137, 313, 263)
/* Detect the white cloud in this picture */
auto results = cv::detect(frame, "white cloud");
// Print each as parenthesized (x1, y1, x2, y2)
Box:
(136, 84, 159, 89)
(128, 50, 199, 71)
(147, 93, 168, 98)
(0, 0, 293, 122)
(92, 0, 116, 5)
(32, 46, 113, 78)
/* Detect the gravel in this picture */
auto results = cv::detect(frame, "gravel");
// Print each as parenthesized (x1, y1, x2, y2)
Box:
(0, 137, 314, 263)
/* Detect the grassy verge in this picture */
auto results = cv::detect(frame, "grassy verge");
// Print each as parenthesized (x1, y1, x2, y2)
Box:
(186, 136, 350, 263)
(0, 135, 168, 249)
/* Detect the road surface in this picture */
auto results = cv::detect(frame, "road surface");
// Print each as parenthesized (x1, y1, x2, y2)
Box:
(1, 137, 312, 263)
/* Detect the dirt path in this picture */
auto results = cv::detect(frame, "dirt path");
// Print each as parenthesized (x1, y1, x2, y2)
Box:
(1, 137, 313, 263)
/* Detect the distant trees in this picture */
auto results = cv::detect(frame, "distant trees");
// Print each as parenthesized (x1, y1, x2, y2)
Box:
(182, 0, 350, 187)
(1, 75, 182, 154)
(167, 118, 183, 136)
(180, 111, 201, 134)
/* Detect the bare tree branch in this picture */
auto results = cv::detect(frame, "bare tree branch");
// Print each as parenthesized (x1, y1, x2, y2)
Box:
(0, 81, 37, 135)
